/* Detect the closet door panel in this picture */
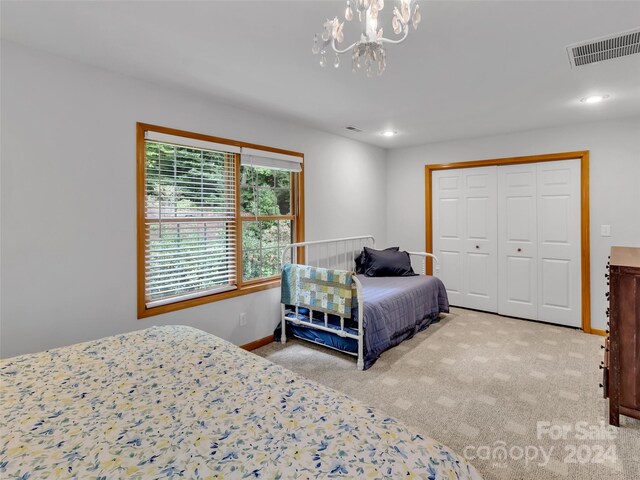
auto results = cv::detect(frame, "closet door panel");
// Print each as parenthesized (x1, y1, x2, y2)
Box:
(506, 196, 534, 242)
(537, 160, 581, 327)
(498, 165, 538, 320)
(432, 170, 465, 307)
(466, 252, 492, 297)
(463, 167, 498, 311)
(506, 256, 536, 304)
(541, 259, 570, 308)
(440, 251, 463, 299)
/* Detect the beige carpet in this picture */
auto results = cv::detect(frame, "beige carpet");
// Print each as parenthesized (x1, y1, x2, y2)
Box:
(255, 307, 640, 480)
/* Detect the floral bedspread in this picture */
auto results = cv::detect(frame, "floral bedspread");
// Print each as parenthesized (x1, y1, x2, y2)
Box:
(0, 326, 481, 479)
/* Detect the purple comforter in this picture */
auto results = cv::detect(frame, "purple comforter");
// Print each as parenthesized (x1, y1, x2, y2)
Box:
(356, 274, 449, 369)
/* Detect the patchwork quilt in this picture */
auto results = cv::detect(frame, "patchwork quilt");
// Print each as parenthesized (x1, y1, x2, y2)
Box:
(281, 263, 355, 318)
(0, 326, 481, 479)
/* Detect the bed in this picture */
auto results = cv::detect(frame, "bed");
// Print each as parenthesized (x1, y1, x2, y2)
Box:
(0, 326, 480, 479)
(279, 236, 449, 370)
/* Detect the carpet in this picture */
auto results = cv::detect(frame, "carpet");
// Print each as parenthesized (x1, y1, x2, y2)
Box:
(255, 307, 640, 480)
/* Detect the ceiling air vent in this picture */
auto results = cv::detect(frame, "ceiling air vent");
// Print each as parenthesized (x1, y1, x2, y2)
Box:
(566, 28, 640, 67)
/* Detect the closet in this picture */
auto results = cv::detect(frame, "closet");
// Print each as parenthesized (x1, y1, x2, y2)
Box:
(432, 159, 581, 328)
(431, 166, 498, 312)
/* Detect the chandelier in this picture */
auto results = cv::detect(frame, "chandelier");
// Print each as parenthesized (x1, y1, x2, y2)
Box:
(312, 0, 421, 76)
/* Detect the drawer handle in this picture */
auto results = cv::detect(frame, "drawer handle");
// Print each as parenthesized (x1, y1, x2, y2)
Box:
(517, 248, 522, 252)
(475, 245, 479, 249)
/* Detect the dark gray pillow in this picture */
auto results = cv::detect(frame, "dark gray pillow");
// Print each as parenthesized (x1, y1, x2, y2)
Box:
(355, 246, 398, 274)
(363, 247, 416, 277)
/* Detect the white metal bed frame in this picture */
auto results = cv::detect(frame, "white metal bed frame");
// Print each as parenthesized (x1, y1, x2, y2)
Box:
(280, 235, 438, 370)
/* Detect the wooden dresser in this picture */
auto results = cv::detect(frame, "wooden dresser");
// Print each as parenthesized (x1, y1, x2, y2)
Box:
(603, 246, 640, 426)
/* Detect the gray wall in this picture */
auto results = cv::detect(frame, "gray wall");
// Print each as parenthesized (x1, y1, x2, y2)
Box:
(2, 41, 638, 357)
(386, 118, 640, 331)
(0, 42, 388, 357)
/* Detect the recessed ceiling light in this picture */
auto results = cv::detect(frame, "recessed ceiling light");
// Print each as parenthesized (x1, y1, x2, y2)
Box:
(580, 94, 610, 104)
(381, 130, 397, 137)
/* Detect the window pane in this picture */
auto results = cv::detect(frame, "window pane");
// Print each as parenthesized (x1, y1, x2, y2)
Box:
(242, 219, 293, 281)
(278, 219, 292, 245)
(240, 166, 256, 216)
(255, 167, 276, 188)
(261, 248, 281, 278)
(240, 165, 257, 186)
(240, 165, 292, 216)
(144, 139, 236, 306)
(242, 249, 260, 281)
(240, 189, 256, 217)
(277, 220, 293, 264)
(275, 170, 290, 188)
(275, 188, 291, 215)
(147, 143, 232, 220)
(146, 221, 236, 300)
(242, 221, 257, 253)
(242, 220, 278, 250)
(257, 188, 278, 216)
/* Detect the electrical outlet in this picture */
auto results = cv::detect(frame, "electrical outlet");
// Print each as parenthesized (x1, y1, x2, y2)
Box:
(601, 225, 611, 237)
(239, 313, 247, 327)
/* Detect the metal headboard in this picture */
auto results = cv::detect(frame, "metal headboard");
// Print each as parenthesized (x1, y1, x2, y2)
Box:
(281, 235, 438, 274)
(281, 235, 375, 271)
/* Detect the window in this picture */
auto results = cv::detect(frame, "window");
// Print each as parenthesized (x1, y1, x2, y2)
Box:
(241, 165, 294, 281)
(137, 124, 304, 318)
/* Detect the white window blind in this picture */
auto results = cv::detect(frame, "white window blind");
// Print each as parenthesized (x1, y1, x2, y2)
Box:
(240, 147, 303, 172)
(144, 138, 237, 308)
(146, 131, 242, 155)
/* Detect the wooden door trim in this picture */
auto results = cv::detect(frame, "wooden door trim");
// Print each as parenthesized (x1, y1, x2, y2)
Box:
(425, 151, 591, 333)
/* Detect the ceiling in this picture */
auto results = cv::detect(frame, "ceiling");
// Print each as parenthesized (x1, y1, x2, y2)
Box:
(2, 1, 639, 148)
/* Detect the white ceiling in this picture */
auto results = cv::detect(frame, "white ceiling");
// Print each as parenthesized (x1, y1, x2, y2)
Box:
(2, 0, 639, 148)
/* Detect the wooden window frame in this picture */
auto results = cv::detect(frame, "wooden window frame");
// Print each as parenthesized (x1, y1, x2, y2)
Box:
(424, 151, 591, 333)
(137, 123, 305, 319)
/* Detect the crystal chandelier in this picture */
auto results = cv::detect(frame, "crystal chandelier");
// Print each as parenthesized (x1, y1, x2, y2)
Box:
(312, 0, 422, 76)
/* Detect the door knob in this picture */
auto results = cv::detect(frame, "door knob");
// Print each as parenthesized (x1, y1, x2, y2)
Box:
(517, 248, 522, 252)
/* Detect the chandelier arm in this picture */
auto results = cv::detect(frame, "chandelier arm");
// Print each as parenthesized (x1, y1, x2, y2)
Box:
(330, 38, 361, 55)
(379, 27, 409, 45)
